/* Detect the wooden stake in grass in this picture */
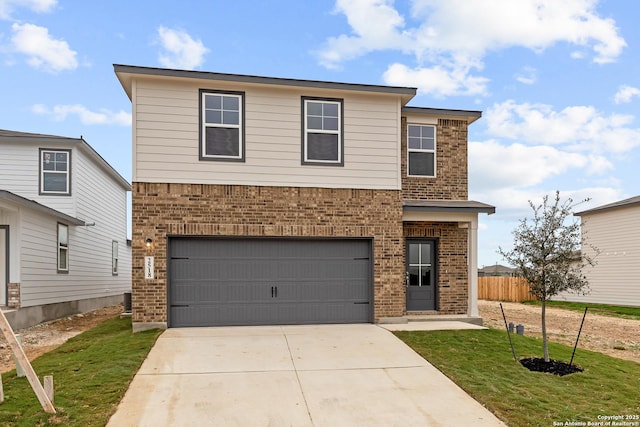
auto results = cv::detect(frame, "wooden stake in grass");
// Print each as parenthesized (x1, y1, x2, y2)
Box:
(44, 376, 54, 405)
(0, 310, 56, 413)
(14, 334, 25, 378)
(0, 372, 4, 403)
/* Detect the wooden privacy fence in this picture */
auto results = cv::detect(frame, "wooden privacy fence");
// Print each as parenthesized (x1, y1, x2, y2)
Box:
(478, 277, 537, 302)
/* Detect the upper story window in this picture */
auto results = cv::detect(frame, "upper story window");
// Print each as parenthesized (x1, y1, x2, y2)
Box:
(40, 149, 71, 195)
(200, 90, 245, 162)
(302, 97, 344, 165)
(407, 125, 436, 177)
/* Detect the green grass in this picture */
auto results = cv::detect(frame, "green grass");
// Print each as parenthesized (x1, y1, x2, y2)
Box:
(396, 329, 640, 427)
(0, 317, 162, 426)
(522, 300, 640, 320)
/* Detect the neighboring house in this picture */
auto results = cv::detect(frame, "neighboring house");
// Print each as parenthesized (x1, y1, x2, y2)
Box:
(478, 264, 516, 277)
(114, 64, 495, 331)
(555, 196, 640, 307)
(0, 130, 132, 329)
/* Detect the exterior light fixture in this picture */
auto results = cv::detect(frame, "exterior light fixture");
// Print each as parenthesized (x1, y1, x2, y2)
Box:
(145, 238, 153, 249)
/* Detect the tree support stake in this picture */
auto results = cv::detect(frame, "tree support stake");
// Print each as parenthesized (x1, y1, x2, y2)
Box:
(500, 303, 518, 362)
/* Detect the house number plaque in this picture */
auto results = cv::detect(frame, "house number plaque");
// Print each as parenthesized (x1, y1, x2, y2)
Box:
(144, 256, 154, 279)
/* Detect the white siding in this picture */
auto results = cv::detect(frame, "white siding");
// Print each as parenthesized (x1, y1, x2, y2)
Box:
(0, 143, 37, 195)
(133, 78, 402, 189)
(18, 161, 131, 307)
(1, 139, 131, 307)
(0, 141, 76, 215)
(555, 205, 640, 306)
(73, 147, 132, 294)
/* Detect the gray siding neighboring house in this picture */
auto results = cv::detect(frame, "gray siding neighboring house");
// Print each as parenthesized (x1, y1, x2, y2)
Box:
(555, 196, 640, 307)
(0, 130, 132, 329)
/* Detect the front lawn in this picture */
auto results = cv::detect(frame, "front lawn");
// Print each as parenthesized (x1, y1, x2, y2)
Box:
(0, 317, 162, 426)
(396, 329, 640, 427)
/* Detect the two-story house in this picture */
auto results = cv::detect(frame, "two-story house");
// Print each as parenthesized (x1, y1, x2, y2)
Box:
(114, 64, 494, 331)
(0, 130, 132, 329)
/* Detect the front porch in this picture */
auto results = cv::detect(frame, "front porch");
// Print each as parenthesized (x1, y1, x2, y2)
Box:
(398, 199, 495, 323)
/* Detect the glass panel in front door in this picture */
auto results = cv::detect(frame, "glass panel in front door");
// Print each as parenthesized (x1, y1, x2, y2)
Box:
(408, 266, 420, 286)
(408, 243, 432, 287)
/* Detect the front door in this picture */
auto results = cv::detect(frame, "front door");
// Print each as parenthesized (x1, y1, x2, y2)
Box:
(0, 226, 7, 306)
(406, 239, 436, 311)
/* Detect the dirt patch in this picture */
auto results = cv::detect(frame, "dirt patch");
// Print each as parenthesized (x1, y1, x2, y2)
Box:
(0, 305, 123, 374)
(479, 300, 640, 364)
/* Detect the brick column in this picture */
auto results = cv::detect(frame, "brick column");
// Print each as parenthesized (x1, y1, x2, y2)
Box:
(7, 283, 20, 308)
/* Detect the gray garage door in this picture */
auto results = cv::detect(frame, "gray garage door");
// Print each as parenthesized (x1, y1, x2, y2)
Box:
(168, 238, 372, 327)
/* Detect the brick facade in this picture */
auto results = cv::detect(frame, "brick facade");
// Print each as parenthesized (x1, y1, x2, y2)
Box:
(131, 116, 476, 327)
(132, 183, 406, 325)
(402, 118, 469, 200)
(7, 282, 20, 308)
(404, 222, 469, 314)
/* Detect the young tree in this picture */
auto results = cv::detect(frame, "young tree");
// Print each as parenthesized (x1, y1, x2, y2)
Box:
(499, 192, 596, 362)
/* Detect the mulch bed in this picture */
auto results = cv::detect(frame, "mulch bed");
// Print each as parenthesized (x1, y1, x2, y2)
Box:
(520, 357, 583, 376)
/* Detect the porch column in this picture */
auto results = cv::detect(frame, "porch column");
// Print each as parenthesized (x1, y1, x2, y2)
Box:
(467, 219, 479, 317)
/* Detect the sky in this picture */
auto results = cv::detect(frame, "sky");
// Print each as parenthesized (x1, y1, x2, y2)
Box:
(1, 0, 638, 267)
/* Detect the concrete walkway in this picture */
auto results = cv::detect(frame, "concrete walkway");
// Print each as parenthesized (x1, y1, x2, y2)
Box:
(107, 324, 504, 426)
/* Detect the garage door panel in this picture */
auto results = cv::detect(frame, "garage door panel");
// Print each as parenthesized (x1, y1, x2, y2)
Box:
(172, 281, 270, 304)
(168, 238, 372, 327)
(276, 280, 369, 301)
(171, 302, 279, 327)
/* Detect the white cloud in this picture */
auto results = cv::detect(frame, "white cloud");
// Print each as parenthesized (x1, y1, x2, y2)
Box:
(317, 0, 409, 69)
(383, 62, 489, 97)
(484, 100, 640, 153)
(471, 185, 624, 223)
(614, 85, 640, 104)
(515, 66, 537, 85)
(469, 140, 589, 191)
(0, 0, 56, 19)
(317, 0, 625, 96)
(156, 26, 208, 70)
(10, 22, 77, 72)
(408, 0, 625, 63)
(32, 104, 131, 126)
(468, 100, 637, 215)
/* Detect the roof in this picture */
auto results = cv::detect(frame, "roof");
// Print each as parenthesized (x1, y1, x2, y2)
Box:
(0, 190, 85, 225)
(403, 200, 496, 214)
(402, 106, 483, 124)
(0, 129, 131, 191)
(575, 195, 640, 216)
(478, 264, 515, 274)
(114, 64, 417, 103)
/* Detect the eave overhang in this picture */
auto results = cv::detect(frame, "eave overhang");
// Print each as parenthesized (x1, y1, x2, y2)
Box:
(114, 64, 417, 104)
(403, 200, 496, 215)
(0, 190, 85, 225)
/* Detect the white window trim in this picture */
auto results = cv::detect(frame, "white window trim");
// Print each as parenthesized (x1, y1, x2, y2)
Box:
(407, 124, 437, 178)
(57, 223, 68, 273)
(40, 149, 71, 195)
(201, 92, 244, 160)
(303, 98, 343, 165)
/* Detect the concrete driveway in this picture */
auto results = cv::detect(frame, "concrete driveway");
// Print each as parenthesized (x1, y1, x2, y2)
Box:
(107, 324, 504, 426)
